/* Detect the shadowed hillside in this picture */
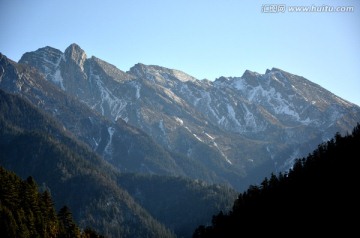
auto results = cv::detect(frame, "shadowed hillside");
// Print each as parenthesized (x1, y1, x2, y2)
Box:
(0, 166, 104, 238)
(193, 123, 360, 237)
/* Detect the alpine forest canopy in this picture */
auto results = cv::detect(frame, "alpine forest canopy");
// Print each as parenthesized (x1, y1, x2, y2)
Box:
(0, 166, 104, 238)
(193, 123, 360, 237)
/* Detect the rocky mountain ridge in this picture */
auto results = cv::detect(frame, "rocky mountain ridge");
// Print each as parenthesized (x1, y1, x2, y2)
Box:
(7, 43, 360, 189)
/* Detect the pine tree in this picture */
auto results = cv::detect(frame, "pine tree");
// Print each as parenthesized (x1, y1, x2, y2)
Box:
(21, 176, 42, 237)
(40, 190, 59, 237)
(0, 206, 18, 238)
(58, 206, 81, 238)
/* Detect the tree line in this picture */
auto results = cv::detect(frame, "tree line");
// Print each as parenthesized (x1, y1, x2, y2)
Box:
(193, 123, 360, 237)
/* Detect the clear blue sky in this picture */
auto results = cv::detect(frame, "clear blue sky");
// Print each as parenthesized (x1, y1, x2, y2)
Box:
(1, 0, 359, 106)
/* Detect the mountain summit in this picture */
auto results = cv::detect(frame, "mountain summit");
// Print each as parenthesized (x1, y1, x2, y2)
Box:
(11, 44, 360, 189)
(64, 43, 87, 65)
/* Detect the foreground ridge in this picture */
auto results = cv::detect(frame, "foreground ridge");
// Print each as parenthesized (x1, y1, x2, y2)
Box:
(193, 124, 360, 237)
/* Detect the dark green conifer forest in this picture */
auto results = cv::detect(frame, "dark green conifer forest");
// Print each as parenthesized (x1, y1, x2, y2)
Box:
(0, 167, 104, 238)
(193, 124, 360, 237)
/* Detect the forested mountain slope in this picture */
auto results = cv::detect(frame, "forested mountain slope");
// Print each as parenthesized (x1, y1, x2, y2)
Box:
(0, 166, 104, 238)
(193, 124, 360, 237)
(0, 89, 236, 238)
(0, 89, 176, 238)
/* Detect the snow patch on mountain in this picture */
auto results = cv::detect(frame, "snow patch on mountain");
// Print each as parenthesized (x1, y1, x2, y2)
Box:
(213, 141, 232, 165)
(193, 133, 203, 142)
(175, 117, 184, 125)
(179, 84, 202, 106)
(135, 84, 141, 99)
(227, 104, 241, 128)
(201, 91, 220, 121)
(162, 87, 183, 104)
(232, 78, 246, 91)
(232, 77, 302, 121)
(93, 74, 127, 119)
(205, 132, 215, 140)
(129, 81, 141, 99)
(92, 137, 100, 150)
(104, 127, 115, 157)
(243, 104, 260, 131)
(54, 69, 65, 90)
(159, 120, 166, 135)
(281, 149, 300, 171)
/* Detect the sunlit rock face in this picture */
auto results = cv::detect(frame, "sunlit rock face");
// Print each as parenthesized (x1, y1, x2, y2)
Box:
(13, 44, 360, 190)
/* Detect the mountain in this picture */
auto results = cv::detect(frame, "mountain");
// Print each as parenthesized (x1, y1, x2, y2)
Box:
(193, 124, 360, 237)
(0, 52, 220, 184)
(2, 43, 359, 236)
(0, 88, 236, 238)
(0, 89, 175, 238)
(18, 43, 360, 190)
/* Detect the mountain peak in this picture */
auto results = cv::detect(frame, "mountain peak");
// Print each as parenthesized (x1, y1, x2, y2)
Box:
(214, 76, 229, 84)
(270, 67, 282, 73)
(129, 62, 147, 71)
(19, 46, 63, 66)
(64, 43, 87, 66)
(66, 43, 83, 51)
(127, 63, 147, 78)
(35, 46, 62, 55)
(241, 69, 259, 80)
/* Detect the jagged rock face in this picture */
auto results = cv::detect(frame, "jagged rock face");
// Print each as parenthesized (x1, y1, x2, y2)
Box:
(211, 69, 355, 137)
(0, 53, 189, 180)
(14, 44, 360, 189)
